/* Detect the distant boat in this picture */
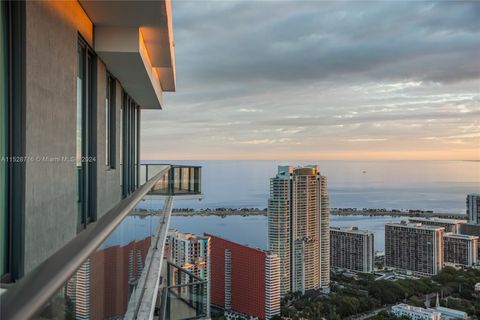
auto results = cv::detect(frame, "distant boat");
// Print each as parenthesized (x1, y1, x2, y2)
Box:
(362, 170, 367, 173)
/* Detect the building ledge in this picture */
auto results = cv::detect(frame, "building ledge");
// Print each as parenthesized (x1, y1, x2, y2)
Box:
(79, 0, 176, 109)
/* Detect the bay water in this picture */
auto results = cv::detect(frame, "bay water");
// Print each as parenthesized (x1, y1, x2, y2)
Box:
(147, 160, 480, 252)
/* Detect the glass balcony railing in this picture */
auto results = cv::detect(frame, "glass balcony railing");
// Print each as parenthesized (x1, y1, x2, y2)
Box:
(159, 261, 208, 320)
(141, 164, 202, 196)
(0, 165, 203, 320)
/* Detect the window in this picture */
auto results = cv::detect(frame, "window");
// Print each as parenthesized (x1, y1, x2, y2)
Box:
(121, 92, 140, 197)
(105, 75, 115, 169)
(0, 1, 7, 277)
(2, 0, 26, 280)
(77, 37, 97, 230)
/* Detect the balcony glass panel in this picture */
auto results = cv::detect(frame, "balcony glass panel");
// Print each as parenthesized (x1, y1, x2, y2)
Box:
(1, 165, 203, 320)
(160, 261, 208, 320)
(142, 164, 202, 196)
(34, 197, 167, 320)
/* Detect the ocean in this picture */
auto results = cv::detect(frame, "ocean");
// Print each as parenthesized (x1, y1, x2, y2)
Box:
(145, 160, 480, 251)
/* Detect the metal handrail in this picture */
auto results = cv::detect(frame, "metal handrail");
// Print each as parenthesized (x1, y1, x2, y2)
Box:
(166, 261, 204, 282)
(0, 167, 170, 320)
(161, 260, 208, 320)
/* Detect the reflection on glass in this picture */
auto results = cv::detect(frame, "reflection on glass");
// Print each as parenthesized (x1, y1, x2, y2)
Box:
(76, 45, 85, 227)
(105, 77, 110, 167)
(144, 165, 202, 196)
(32, 165, 203, 319)
(162, 261, 208, 320)
(36, 199, 164, 320)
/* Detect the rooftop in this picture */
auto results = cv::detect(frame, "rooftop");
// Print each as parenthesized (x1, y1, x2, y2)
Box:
(330, 226, 373, 235)
(409, 217, 467, 224)
(444, 232, 479, 240)
(386, 221, 446, 231)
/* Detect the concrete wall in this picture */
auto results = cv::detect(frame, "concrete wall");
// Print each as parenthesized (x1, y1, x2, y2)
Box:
(23, 1, 122, 274)
(95, 61, 122, 217)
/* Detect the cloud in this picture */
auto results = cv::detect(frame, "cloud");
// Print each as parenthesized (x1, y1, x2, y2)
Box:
(172, 1, 480, 86)
(346, 138, 388, 142)
(141, 1, 480, 160)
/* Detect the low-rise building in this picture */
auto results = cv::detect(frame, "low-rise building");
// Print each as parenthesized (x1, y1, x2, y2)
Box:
(444, 233, 479, 266)
(391, 304, 441, 320)
(330, 226, 374, 273)
(435, 306, 468, 320)
(475, 282, 480, 292)
(391, 303, 468, 320)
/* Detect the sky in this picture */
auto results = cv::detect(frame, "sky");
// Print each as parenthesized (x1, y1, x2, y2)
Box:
(142, 1, 480, 160)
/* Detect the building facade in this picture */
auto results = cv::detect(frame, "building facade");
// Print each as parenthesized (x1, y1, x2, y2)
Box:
(444, 233, 479, 266)
(391, 304, 441, 320)
(467, 193, 480, 225)
(267, 166, 292, 296)
(66, 236, 152, 319)
(268, 165, 330, 296)
(0, 0, 175, 281)
(385, 222, 444, 276)
(167, 230, 210, 282)
(408, 217, 466, 234)
(391, 304, 467, 320)
(0, 2, 208, 319)
(330, 227, 374, 273)
(167, 229, 210, 316)
(208, 234, 280, 320)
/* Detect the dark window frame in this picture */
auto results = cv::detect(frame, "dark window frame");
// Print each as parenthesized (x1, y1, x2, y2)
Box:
(105, 74, 116, 169)
(77, 36, 97, 231)
(1, 0, 26, 281)
(121, 91, 140, 198)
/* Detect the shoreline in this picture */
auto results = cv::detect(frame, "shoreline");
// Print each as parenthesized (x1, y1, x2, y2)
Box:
(170, 208, 466, 219)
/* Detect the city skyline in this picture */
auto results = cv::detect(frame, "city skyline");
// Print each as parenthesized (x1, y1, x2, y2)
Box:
(142, 1, 480, 161)
(1, 1, 479, 319)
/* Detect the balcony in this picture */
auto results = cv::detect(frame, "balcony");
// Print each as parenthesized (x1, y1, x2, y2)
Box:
(141, 164, 202, 197)
(0, 165, 204, 320)
(159, 261, 208, 320)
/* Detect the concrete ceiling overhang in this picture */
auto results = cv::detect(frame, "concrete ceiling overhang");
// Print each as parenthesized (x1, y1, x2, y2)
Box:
(79, 0, 176, 109)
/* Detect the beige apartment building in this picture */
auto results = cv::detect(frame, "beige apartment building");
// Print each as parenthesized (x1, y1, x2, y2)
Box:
(268, 165, 330, 295)
(385, 222, 444, 276)
(330, 226, 374, 273)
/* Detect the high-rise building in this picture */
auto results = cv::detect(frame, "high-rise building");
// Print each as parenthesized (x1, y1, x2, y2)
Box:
(467, 193, 480, 225)
(268, 166, 292, 296)
(385, 222, 444, 276)
(443, 233, 479, 266)
(268, 165, 330, 296)
(408, 217, 466, 234)
(459, 223, 480, 261)
(66, 236, 152, 319)
(167, 229, 210, 281)
(330, 227, 374, 273)
(207, 234, 280, 320)
(167, 229, 210, 316)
